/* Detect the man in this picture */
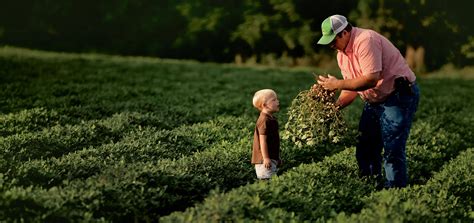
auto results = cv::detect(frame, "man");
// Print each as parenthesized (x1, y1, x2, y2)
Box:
(316, 15, 420, 188)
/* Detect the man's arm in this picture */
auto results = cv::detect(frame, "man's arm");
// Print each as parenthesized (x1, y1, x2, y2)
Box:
(259, 134, 271, 169)
(336, 90, 358, 109)
(318, 72, 380, 91)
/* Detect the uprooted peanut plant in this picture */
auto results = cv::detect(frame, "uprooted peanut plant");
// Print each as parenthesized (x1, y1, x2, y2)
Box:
(283, 77, 347, 147)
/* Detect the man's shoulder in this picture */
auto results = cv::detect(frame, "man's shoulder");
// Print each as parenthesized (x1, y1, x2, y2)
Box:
(353, 27, 380, 40)
(351, 27, 387, 52)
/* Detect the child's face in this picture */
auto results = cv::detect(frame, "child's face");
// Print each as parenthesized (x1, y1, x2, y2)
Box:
(265, 95, 280, 113)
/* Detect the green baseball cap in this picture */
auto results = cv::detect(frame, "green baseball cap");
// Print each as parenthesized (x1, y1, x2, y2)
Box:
(317, 15, 348, 45)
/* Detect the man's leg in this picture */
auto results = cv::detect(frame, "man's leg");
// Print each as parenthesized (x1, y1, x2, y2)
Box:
(381, 85, 419, 188)
(356, 103, 383, 177)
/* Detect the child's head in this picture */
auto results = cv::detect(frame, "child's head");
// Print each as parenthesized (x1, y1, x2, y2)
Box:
(252, 89, 279, 113)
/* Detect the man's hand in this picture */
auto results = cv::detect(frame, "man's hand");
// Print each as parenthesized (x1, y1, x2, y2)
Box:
(317, 75, 340, 91)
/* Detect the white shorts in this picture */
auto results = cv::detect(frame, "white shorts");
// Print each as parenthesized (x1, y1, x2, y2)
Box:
(255, 159, 278, 180)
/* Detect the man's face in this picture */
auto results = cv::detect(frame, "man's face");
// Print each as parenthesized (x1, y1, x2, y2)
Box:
(330, 30, 348, 51)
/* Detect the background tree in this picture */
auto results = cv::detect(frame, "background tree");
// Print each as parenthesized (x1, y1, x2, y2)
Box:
(350, 0, 474, 71)
(0, 0, 472, 71)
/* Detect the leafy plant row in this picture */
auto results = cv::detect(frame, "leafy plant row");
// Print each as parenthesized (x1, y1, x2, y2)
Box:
(0, 138, 249, 222)
(1, 53, 300, 127)
(0, 112, 167, 173)
(0, 116, 350, 222)
(0, 108, 174, 137)
(0, 108, 62, 137)
(330, 148, 473, 222)
(5, 115, 252, 188)
(160, 119, 469, 222)
(3, 111, 465, 222)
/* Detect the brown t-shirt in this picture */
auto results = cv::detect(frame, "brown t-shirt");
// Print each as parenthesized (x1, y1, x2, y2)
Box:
(251, 112, 280, 164)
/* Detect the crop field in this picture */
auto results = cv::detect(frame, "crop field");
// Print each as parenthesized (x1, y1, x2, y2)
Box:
(0, 47, 473, 222)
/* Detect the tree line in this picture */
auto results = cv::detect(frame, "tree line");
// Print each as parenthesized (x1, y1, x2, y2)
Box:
(0, 0, 472, 71)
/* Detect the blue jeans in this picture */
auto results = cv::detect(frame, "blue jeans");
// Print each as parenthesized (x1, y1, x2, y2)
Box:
(356, 83, 419, 188)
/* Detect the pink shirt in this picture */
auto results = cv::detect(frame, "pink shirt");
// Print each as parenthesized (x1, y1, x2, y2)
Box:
(337, 27, 416, 103)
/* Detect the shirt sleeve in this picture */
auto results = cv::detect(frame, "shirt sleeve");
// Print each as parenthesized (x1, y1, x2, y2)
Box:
(357, 35, 383, 75)
(256, 118, 267, 135)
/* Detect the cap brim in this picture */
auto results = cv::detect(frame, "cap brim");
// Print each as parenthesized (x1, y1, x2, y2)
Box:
(317, 34, 336, 45)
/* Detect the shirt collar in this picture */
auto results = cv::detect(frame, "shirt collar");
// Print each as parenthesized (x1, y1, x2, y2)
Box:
(261, 112, 276, 120)
(340, 27, 358, 54)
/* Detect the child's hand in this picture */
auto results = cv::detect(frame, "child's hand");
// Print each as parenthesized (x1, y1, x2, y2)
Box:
(263, 158, 272, 169)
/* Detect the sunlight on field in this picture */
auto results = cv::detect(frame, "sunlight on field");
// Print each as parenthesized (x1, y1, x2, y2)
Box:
(427, 64, 474, 79)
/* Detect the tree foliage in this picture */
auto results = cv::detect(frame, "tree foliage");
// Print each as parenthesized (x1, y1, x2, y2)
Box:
(0, 0, 472, 70)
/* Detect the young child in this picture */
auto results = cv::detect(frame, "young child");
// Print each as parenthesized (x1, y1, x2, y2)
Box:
(251, 89, 282, 180)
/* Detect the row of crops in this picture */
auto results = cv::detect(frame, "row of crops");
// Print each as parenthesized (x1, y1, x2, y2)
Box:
(1, 47, 473, 222)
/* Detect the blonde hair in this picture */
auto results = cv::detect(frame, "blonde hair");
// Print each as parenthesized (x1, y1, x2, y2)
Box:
(252, 89, 277, 110)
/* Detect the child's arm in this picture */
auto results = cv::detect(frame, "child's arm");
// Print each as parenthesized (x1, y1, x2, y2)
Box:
(259, 134, 272, 169)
